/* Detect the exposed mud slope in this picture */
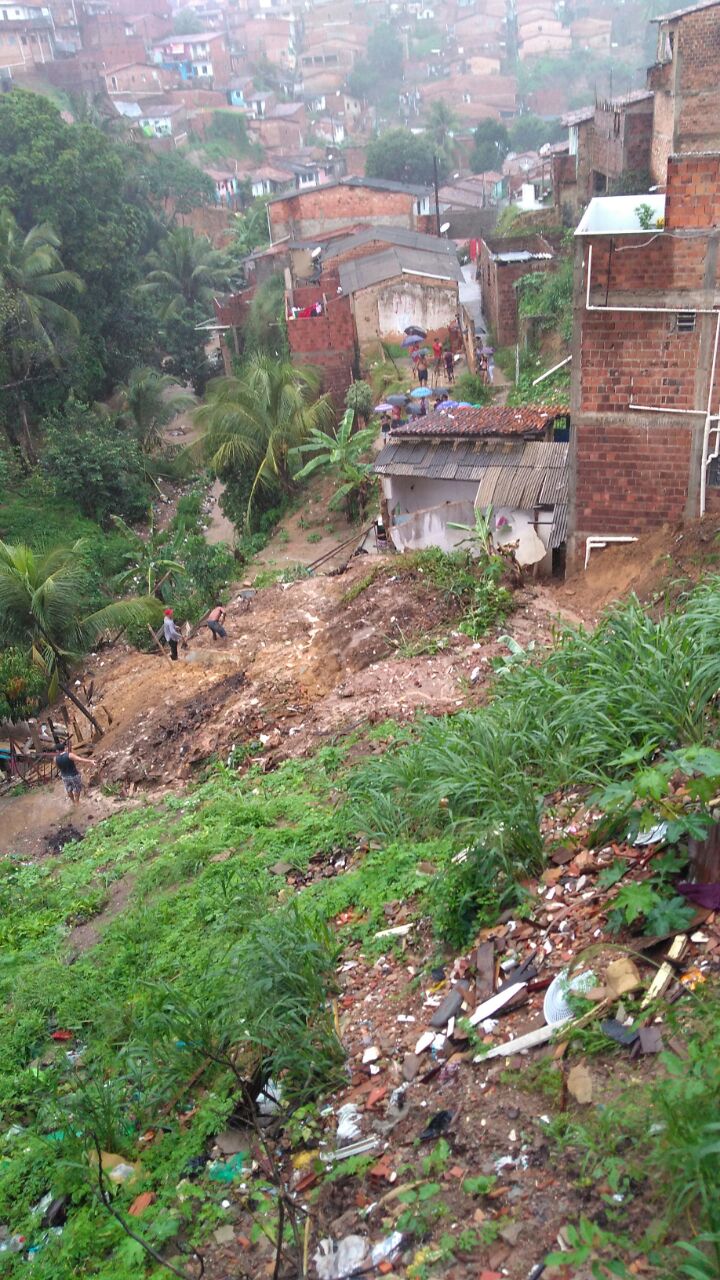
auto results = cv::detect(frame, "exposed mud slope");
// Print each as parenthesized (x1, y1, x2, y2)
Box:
(86, 561, 575, 788)
(558, 517, 720, 619)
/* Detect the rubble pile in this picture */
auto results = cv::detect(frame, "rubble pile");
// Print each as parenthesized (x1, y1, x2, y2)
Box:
(204, 796, 719, 1280)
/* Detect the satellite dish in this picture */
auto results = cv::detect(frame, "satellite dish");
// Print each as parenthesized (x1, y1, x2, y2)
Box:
(440, 222, 450, 233)
(310, 246, 322, 259)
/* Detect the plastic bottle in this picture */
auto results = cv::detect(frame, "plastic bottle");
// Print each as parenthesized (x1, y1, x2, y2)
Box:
(0, 1235, 26, 1253)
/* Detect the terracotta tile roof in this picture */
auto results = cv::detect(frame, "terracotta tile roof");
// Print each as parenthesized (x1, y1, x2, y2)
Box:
(390, 405, 567, 439)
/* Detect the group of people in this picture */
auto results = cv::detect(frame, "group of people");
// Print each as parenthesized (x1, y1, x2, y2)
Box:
(410, 338, 456, 386)
(50, 602, 231, 808)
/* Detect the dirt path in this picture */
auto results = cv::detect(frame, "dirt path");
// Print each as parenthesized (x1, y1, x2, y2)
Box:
(205, 477, 236, 546)
(0, 782, 127, 860)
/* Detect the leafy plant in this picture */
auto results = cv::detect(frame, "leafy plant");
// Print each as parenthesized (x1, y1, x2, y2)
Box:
(292, 408, 377, 522)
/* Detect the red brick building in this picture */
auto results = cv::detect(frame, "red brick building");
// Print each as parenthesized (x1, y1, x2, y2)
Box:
(478, 234, 556, 346)
(554, 91, 655, 216)
(648, 0, 720, 186)
(567, 152, 720, 568)
(286, 278, 357, 407)
(267, 177, 434, 243)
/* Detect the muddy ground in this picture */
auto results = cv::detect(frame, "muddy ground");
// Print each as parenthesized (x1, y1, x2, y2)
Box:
(76, 559, 582, 792)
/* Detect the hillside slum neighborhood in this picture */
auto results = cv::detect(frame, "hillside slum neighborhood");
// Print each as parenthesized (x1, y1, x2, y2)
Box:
(190, 0, 720, 578)
(5, 0, 720, 1272)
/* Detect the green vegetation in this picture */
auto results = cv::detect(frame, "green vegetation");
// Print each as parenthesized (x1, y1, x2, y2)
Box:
(196, 354, 333, 528)
(2, 573, 720, 1270)
(40, 400, 150, 525)
(292, 407, 376, 521)
(366, 127, 448, 186)
(470, 120, 510, 174)
(517, 255, 574, 344)
(544, 986, 720, 1278)
(347, 21, 403, 105)
(350, 579, 720, 942)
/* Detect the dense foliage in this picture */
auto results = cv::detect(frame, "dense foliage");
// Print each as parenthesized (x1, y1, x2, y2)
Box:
(40, 401, 150, 525)
(366, 127, 447, 186)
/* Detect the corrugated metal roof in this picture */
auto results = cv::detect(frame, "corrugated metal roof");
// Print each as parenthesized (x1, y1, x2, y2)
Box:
(323, 225, 457, 261)
(339, 246, 463, 295)
(376, 438, 569, 548)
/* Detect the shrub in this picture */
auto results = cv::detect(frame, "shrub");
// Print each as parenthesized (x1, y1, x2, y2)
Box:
(40, 401, 149, 526)
(0, 649, 46, 722)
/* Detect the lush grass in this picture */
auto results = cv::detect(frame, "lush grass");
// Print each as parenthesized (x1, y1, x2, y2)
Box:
(0, 745, 456, 1276)
(3, 580, 720, 1274)
(350, 580, 720, 941)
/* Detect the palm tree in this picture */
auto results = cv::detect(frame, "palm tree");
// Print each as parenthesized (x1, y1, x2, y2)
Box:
(194, 355, 334, 525)
(292, 408, 377, 521)
(426, 100, 459, 160)
(116, 366, 195, 454)
(0, 209, 84, 456)
(111, 510, 185, 598)
(139, 227, 234, 321)
(0, 539, 162, 731)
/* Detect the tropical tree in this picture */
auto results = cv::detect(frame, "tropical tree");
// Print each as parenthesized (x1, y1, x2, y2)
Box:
(426, 100, 459, 157)
(344, 381, 374, 426)
(470, 121, 511, 174)
(233, 200, 271, 259)
(139, 227, 235, 320)
(292, 408, 377, 521)
(366, 127, 447, 186)
(111, 510, 185, 599)
(0, 208, 84, 455)
(194, 355, 334, 525)
(0, 538, 162, 729)
(115, 366, 194, 453)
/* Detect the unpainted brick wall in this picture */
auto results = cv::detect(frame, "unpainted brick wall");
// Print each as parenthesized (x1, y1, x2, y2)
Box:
(574, 420, 693, 534)
(570, 152, 720, 562)
(287, 279, 356, 408)
(269, 186, 418, 241)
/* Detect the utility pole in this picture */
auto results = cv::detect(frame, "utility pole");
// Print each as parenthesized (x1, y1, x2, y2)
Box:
(433, 152, 441, 237)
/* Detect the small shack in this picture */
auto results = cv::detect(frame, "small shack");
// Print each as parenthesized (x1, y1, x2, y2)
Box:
(374, 404, 569, 573)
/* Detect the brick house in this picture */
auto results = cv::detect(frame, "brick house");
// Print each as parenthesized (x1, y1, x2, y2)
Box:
(374, 405, 569, 570)
(151, 31, 232, 89)
(648, 0, 720, 186)
(104, 62, 173, 95)
(286, 277, 357, 407)
(478, 234, 556, 346)
(555, 91, 654, 215)
(567, 151, 720, 569)
(0, 3, 56, 73)
(267, 177, 435, 243)
(337, 244, 463, 354)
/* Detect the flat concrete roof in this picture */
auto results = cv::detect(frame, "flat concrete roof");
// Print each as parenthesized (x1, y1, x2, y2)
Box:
(575, 193, 666, 235)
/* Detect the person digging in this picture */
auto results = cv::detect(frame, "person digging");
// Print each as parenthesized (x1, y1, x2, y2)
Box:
(205, 604, 228, 644)
(163, 607, 183, 661)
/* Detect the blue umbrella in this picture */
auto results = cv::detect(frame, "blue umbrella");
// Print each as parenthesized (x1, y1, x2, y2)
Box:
(438, 400, 461, 409)
(401, 334, 422, 348)
(411, 386, 433, 398)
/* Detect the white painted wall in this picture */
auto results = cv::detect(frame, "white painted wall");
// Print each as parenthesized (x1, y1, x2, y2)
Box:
(383, 474, 478, 514)
(390, 499, 476, 553)
(375, 280, 458, 342)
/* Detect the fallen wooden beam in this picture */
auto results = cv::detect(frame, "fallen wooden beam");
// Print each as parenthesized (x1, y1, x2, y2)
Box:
(641, 935, 688, 1008)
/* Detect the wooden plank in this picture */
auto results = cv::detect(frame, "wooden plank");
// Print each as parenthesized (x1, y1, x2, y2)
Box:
(641, 935, 688, 1008)
(474, 941, 496, 1003)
